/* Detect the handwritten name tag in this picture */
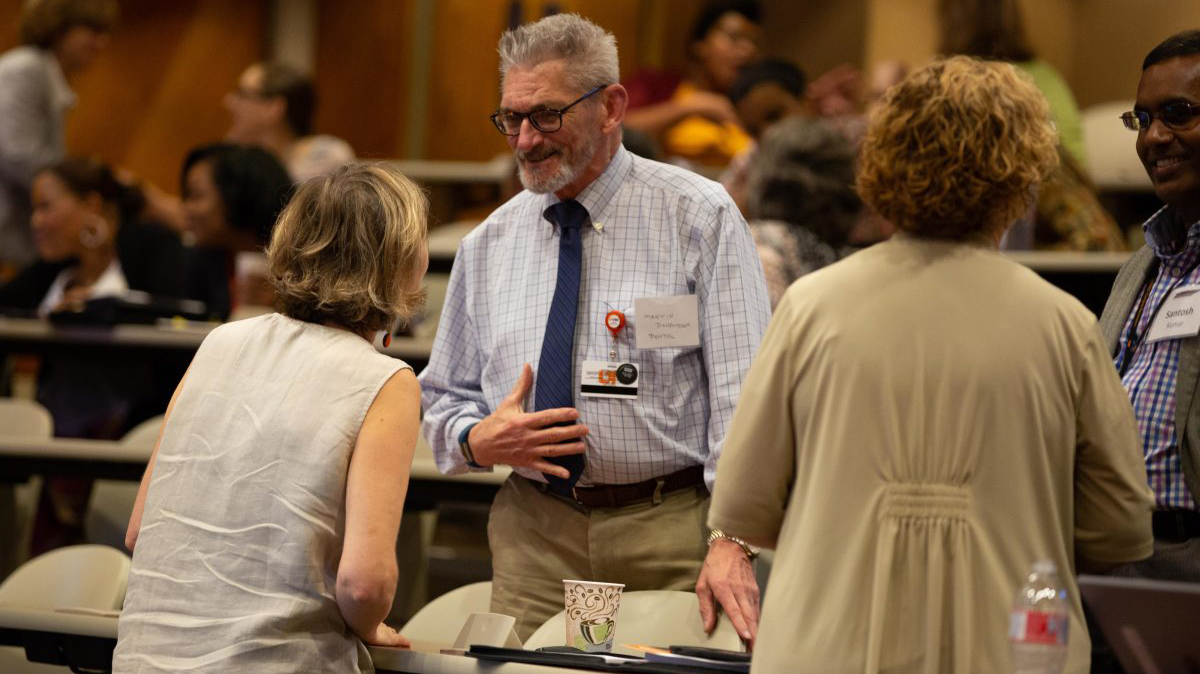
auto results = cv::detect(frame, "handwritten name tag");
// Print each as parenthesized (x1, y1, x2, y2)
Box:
(1146, 284, 1200, 343)
(635, 295, 700, 349)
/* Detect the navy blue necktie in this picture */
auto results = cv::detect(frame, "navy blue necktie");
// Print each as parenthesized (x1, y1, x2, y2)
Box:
(537, 199, 587, 494)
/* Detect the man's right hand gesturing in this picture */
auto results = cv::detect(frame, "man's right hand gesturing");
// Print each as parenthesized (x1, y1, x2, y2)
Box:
(467, 364, 588, 477)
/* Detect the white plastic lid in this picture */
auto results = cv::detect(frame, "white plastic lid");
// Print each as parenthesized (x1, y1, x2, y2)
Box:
(1032, 560, 1057, 575)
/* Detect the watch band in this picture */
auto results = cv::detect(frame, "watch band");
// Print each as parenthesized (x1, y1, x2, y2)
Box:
(458, 422, 484, 468)
(707, 529, 759, 560)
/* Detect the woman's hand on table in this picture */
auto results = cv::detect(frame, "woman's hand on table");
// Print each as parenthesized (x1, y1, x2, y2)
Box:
(363, 622, 411, 648)
(696, 538, 760, 648)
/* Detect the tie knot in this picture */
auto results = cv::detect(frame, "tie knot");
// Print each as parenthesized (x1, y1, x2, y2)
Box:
(546, 199, 588, 231)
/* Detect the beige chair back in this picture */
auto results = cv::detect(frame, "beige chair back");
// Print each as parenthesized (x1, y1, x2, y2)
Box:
(0, 399, 52, 437)
(0, 399, 53, 579)
(0, 545, 130, 673)
(84, 415, 161, 549)
(523, 590, 744, 656)
(0, 545, 130, 610)
(399, 581, 492, 644)
(120, 415, 163, 449)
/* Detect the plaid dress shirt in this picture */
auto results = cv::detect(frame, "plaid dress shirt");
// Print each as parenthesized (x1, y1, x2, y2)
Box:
(1116, 206, 1200, 510)
(420, 147, 771, 491)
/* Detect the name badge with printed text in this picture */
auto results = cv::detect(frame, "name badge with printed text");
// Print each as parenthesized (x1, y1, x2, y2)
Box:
(635, 295, 700, 349)
(580, 360, 639, 399)
(1146, 284, 1200, 343)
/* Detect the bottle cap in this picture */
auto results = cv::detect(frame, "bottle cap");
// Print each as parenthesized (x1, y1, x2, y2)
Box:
(1032, 560, 1057, 575)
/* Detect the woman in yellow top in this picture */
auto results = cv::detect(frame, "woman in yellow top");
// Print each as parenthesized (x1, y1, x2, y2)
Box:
(623, 0, 761, 168)
(708, 57, 1154, 673)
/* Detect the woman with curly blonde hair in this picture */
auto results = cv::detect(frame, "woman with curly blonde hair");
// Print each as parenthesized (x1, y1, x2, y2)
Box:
(115, 163, 428, 673)
(709, 57, 1154, 673)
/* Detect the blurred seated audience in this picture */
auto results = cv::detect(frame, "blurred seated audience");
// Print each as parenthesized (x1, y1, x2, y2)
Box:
(115, 163, 429, 670)
(179, 143, 293, 320)
(0, 0, 117, 276)
(938, 0, 1126, 251)
(939, 0, 1084, 166)
(722, 58, 808, 209)
(744, 117, 860, 309)
(0, 158, 187, 556)
(139, 62, 351, 232)
(0, 156, 185, 315)
(623, 0, 762, 168)
(709, 56, 1153, 673)
(224, 61, 356, 181)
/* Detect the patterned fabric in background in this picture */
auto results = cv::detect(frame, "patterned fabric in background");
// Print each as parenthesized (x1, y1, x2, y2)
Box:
(749, 220, 840, 309)
(1034, 146, 1128, 252)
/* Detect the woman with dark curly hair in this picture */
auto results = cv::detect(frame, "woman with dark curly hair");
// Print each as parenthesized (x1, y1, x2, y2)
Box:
(708, 57, 1154, 672)
(116, 163, 428, 673)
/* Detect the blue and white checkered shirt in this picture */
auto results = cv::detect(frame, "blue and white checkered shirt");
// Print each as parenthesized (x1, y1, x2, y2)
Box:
(1116, 206, 1200, 510)
(420, 147, 771, 491)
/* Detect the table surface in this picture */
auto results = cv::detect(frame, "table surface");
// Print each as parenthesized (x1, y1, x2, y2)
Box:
(390, 157, 514, 185)
(1001, 250, 1131, 272)
(0, 316, 434, 361)
(0, 431, 511, 496)
(0, 606, 588, 674)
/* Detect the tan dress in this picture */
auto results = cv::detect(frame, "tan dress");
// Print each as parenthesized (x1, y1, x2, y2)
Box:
(709, 235, 1154, 674)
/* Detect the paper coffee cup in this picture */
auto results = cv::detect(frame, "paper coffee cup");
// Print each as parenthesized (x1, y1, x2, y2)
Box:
(563, 580, 624, 652)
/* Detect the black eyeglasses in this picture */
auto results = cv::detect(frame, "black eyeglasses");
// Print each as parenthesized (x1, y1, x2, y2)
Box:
(490, 85, 606, 136)
(1121, 102, 1200, 131)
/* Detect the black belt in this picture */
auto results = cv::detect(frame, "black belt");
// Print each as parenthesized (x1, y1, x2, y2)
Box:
(532, 465, 706, 509)
(1152, 509, 1200, 541)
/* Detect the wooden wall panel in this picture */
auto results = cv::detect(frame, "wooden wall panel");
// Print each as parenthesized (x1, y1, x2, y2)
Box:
(313, 0, 414, 160)
(423, 0, 516, 161)
(423, 0, 654, 161)
(0, 0, 266, 194)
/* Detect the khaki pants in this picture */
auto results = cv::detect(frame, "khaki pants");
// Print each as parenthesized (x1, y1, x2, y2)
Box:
(488, 474, 710, 640)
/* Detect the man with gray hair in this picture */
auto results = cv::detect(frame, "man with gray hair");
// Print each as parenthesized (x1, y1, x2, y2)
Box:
(420, 13, 771, 642)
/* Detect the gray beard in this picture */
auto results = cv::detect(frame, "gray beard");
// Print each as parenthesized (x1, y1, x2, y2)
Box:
(517, 135, 597, 194)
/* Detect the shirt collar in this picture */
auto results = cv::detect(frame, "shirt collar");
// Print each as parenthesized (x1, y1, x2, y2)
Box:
(540, 145, 631, 231)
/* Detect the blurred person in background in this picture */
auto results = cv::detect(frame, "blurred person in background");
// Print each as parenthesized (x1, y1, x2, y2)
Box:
(139, 62, 352, 232)
(709, 57, 1153, 673)
(179, 142, 293, 321)
(0, 157, 185, 315)
(0, 157, 186, 556)
(116, 163, 428, 672)
(0, 0, 117, 277)
(623, 0, 762, 169)
(743, 117, 859, 309)
(721, 58, 808, 210)
(224, 61, 356, 182)
(939, 0, 1126, 251)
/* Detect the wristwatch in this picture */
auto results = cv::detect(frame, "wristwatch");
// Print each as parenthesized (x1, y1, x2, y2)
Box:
(458, 422, 484, 469)
(707, 529, 760, 560)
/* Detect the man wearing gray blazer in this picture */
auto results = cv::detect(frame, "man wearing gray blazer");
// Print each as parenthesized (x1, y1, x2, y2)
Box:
(1098, 30, 1200, 581)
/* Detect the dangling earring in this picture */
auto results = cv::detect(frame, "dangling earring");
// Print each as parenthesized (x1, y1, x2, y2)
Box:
(382, 331, 392, 348)
(78, 215, 109, 249)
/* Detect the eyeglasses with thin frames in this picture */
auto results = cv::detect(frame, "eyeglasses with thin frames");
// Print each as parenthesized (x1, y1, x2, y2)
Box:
(490, 85, 606, 136)
(1121, 102, 1200, 131)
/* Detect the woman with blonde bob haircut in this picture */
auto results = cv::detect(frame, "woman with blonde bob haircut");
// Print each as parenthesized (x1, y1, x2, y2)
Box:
(115, 163, 429, 673)
(709, 57, 1154, 673)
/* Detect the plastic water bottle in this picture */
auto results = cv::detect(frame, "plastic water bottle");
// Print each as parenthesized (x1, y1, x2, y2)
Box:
(1009, 560, 1069, 674)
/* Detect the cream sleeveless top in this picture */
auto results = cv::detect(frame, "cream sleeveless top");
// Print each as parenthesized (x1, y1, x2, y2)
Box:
(114, 313, 408, 673)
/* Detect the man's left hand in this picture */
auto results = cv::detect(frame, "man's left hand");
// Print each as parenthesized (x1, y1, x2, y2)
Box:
(696, 538, 759, 647)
